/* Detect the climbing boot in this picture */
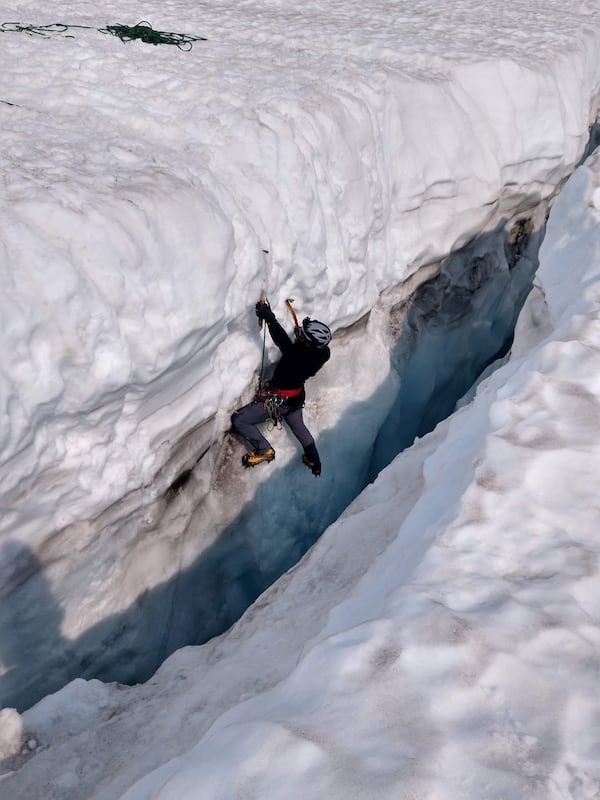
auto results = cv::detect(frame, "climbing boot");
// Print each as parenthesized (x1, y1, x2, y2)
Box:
(242, 448, 275, 468)
(302, 454, 321, 476)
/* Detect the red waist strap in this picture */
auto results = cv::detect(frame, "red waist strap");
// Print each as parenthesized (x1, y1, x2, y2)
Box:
(271, 386, 302, 398)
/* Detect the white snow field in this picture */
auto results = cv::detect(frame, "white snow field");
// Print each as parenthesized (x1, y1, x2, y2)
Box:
(2, 0, 600, 796)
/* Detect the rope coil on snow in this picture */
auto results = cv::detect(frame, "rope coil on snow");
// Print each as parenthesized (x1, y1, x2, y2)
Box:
(0, 20, 207, 50)
(103, 21, 206, 50)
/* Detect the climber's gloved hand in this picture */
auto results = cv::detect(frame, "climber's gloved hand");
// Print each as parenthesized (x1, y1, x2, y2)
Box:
(302, 454, 321, 477)
(255, 300, 276, 324)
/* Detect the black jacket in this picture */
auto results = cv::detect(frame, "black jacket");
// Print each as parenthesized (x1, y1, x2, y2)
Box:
(267, 319, 330, 404)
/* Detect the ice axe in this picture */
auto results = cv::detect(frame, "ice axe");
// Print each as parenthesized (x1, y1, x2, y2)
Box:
(285, 298, 300, 335)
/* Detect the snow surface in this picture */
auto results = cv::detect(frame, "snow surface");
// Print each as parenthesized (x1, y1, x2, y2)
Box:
(2, 0, 600, 796)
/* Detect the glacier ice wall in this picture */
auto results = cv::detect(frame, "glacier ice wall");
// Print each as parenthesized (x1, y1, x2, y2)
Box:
(2, 0, 600, 711)
(0, 198, 573, 712)
(369, 210, 548, 476)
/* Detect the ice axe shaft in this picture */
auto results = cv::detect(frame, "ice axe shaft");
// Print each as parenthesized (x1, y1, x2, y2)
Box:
(285, 298, 300, 333)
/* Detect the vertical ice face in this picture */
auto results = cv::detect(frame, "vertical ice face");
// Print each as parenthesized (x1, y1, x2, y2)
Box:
(0, 197, 565, 713)
(369, 211, 548, 476)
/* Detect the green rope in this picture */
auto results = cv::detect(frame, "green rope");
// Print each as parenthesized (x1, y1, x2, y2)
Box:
(1, 20, 206, 50)
(1, 22, 76, 37)
(103, 21, 206, 50)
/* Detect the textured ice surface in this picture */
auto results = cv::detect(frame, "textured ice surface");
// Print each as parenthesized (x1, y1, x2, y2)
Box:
(4, 150, 600, 800)
(1, 0, 599, 541)
(2, 1, 600, 788)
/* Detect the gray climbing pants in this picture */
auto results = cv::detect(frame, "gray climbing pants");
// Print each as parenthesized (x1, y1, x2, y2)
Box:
(231, 398, 315, 455)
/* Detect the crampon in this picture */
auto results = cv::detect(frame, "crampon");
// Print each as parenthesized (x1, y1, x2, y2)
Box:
(242, 448, 276, 468)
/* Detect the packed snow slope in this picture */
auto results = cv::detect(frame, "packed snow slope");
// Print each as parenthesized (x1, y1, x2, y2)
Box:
(2, 0, 600, 721)
(3, 147, 600, 800)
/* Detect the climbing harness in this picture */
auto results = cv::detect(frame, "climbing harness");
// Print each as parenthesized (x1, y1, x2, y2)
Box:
(0, 20, 207, 50)
(256, 384, 303, 432)
(270, 387, 302, 398)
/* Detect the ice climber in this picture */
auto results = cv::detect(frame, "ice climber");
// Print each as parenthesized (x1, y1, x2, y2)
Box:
(231, 299, 331, 475)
